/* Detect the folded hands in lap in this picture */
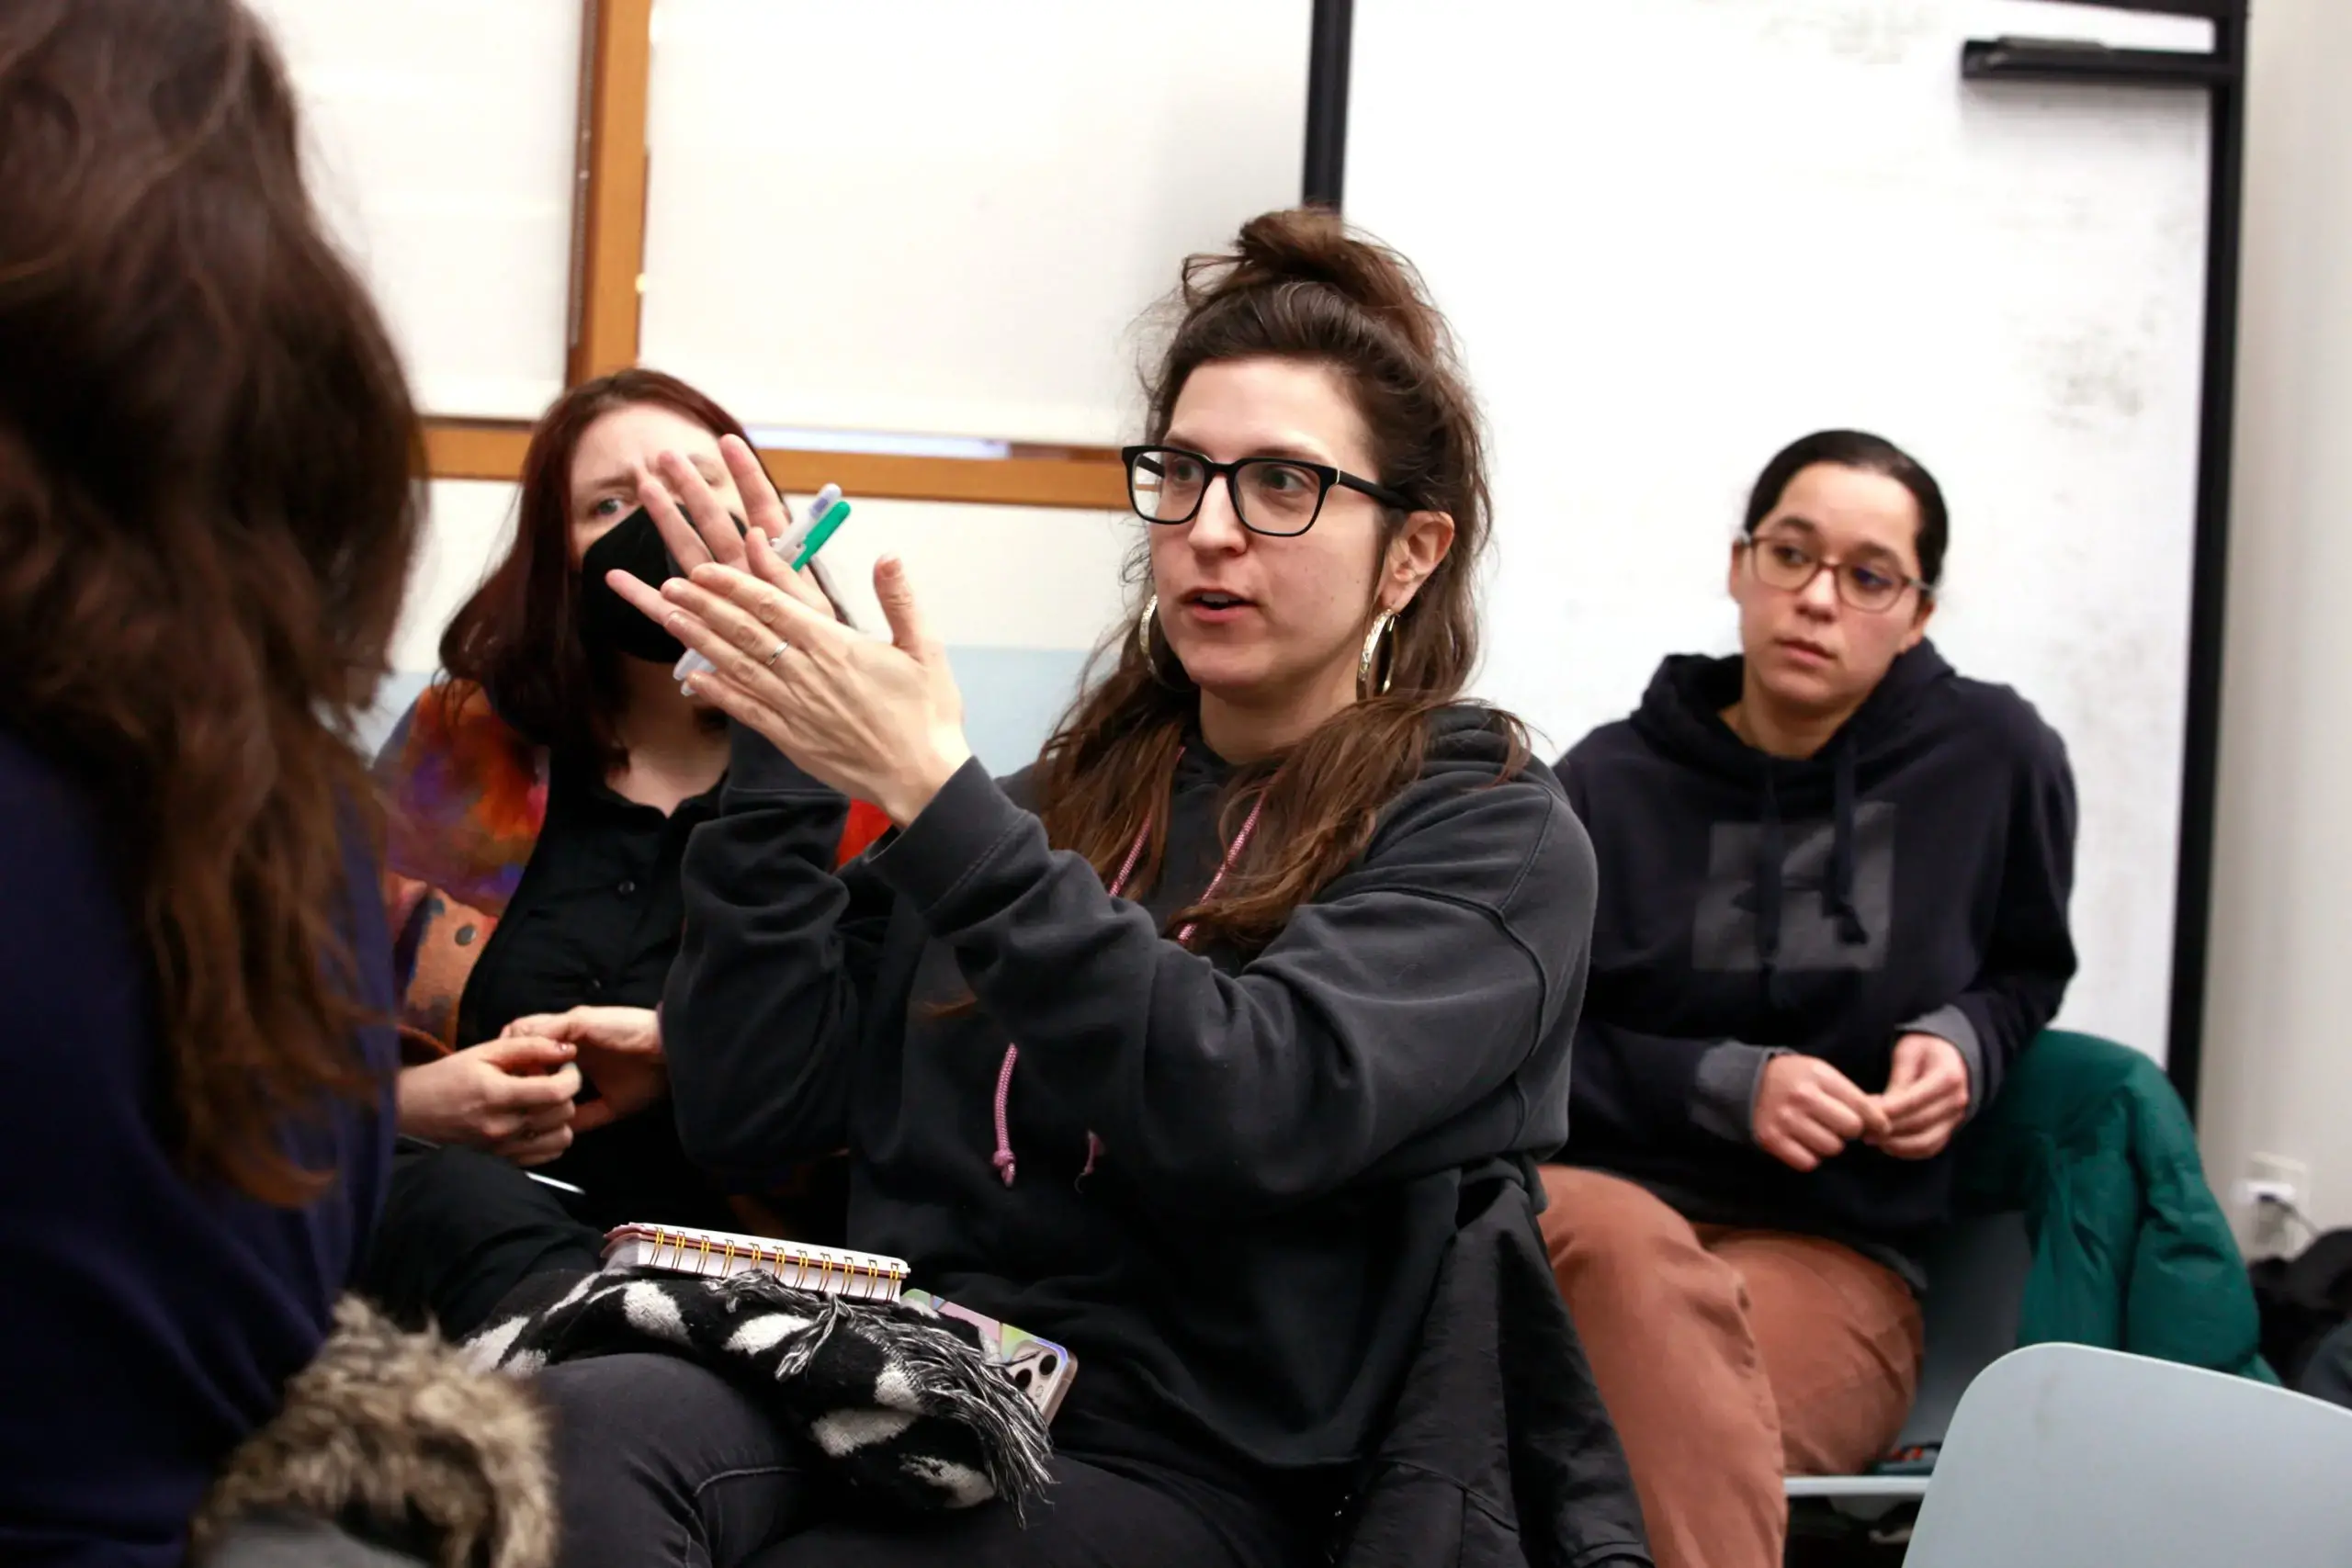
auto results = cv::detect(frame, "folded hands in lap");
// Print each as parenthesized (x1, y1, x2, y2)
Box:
(502, 1006, 667, 1135)
(393, 1004, 677, 1166)
(1753, 1032, 1970, 1171)
(395, 1038, 582, 1167)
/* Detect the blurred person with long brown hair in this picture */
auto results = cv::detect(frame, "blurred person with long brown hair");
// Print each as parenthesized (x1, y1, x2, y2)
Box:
(522, 210, 1640, 1566)
(0, 0, 423, 1561)
(357, 368, 886, 1340)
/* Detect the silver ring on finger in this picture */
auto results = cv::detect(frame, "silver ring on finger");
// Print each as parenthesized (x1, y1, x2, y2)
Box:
(763, 637, 790, 668)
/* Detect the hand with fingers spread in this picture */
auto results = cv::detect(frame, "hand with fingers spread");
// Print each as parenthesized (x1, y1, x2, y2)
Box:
(502, 1005, 667, 1134)
(1866, 1032, 1972, 1159)
(611, 434, 974, 826)
(394, 1038, 582, 1168)
(1752, 1053, 1893, 1172)
(639, 436, 837, 619)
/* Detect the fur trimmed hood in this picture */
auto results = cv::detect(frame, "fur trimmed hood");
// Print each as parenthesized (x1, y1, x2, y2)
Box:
(193, 1296, 554, 1568)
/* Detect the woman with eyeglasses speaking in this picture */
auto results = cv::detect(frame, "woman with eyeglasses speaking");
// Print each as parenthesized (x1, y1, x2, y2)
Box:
(1537, 431, 2079, 1568)
(526, 209, 1645, 1567)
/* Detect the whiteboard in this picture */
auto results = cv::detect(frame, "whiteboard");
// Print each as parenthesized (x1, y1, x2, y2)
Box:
(638, 0, 1310, 445)
(1345, 0, 2216, 1058)
(251, 0, 581, 418)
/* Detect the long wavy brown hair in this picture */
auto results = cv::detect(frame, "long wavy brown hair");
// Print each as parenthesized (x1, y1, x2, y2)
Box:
(1033, 209, 1521, 950)
(437, 369, 753, 771)
(0, 0, 424, 1204)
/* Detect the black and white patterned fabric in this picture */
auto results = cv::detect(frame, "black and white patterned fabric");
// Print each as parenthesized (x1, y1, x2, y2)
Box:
(465, 1268, 1052, 1517)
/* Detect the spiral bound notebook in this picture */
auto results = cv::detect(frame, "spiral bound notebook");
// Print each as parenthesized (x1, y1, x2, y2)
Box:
(601, 1223, 1079, 1420)
(602, 1223, 910, 1303)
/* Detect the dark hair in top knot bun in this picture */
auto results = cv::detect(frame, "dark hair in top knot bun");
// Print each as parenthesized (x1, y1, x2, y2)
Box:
(1192, 207, 1446, 362)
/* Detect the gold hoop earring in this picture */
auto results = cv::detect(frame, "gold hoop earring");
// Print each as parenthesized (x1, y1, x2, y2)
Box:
(1358, 607, 1398, 701)
(1137, 594, 1191, 689)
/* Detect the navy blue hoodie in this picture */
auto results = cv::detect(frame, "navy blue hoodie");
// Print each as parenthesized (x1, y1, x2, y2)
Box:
(1556, 643, 2075, 1269)
(0, 730, 395, 1567)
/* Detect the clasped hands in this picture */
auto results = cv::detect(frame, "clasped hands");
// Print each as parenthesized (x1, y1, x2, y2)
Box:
(1751, 1032, 1971, 1171)
(393, 1006, 668, 1168)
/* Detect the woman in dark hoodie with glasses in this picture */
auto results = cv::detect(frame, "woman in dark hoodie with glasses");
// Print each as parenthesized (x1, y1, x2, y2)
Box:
(1541, 430, 2077, 1568)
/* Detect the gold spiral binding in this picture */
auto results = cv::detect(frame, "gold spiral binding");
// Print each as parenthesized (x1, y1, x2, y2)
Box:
(623, 1228, 911, 1300)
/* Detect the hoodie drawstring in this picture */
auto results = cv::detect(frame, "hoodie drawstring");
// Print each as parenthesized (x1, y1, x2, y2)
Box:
(1755, 766, 1785, 979)
(1750, 737, 1867, 1006)
(1826, 738, 1866, 946)
(991, 776, 1266, 1189)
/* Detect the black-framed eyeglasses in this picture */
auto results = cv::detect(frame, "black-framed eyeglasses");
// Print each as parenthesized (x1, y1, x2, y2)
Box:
(1121, 445, 1414, 538)
(1743, 533, 1932, 614)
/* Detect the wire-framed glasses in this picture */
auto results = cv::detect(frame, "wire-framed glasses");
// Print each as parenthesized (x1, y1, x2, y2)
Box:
(1745, 532, 1930, 613)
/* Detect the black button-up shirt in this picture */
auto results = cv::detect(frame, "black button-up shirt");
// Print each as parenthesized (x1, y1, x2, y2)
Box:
(455, 758, 730, 1229)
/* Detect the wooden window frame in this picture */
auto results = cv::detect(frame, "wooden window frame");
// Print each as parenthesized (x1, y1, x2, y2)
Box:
(419, 0, 1124, 512)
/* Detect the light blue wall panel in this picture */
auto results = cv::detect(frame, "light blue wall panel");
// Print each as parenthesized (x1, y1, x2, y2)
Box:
(358, 644, 1093, 780)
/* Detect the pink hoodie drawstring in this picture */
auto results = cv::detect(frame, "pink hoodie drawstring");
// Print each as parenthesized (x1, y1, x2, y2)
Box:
(990, 776, 1265, 1189)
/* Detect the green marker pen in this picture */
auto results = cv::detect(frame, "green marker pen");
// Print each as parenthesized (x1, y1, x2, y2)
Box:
(788, 499, 852, 572)
(676, 484, 854, 687)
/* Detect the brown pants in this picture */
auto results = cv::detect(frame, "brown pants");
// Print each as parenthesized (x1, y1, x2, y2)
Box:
(1540, 1167, 1923, 1568)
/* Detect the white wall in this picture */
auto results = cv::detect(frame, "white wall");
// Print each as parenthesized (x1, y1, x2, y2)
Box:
(1345, 0, 2211, 1060)
(250, 0, 580, 417)
(390, 481, 522, 675)
(2199, 0, 2352, 1245)
(810, 500, 1132, 654)
(638, 0, 1311, 445)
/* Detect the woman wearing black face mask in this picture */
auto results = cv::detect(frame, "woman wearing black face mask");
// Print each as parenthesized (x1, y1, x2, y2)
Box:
(356, 370, 888, 1337)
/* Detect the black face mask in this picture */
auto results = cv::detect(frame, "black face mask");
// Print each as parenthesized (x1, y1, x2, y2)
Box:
(577, 504, 744, 665)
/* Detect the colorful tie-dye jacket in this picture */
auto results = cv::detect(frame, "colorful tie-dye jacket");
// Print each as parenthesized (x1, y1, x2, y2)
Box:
(372, 682, 889, 1062)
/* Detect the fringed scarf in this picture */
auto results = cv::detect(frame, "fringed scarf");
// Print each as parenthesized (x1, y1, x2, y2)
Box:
(467, 1268, 1054, 1518)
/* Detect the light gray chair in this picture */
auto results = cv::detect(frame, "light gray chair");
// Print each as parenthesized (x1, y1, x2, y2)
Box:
(1783, 1210, 2031, 1505)
(1904, 1341, 2352, 1567)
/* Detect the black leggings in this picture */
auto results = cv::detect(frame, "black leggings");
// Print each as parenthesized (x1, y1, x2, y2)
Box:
(536, 1353, 1317, 1568)
(356, 1145, 605, 1338)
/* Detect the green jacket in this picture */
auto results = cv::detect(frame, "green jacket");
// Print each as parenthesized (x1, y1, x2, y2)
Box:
(1955, 1030, 2276, 1382)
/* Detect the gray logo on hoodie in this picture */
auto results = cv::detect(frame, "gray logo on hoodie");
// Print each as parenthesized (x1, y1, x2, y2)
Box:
(1693, 802, 1895, 972)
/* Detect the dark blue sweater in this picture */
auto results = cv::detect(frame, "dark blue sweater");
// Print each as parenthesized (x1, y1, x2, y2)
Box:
(1558, 644, 2077, 1267)
(0, 730, 396, 1567)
